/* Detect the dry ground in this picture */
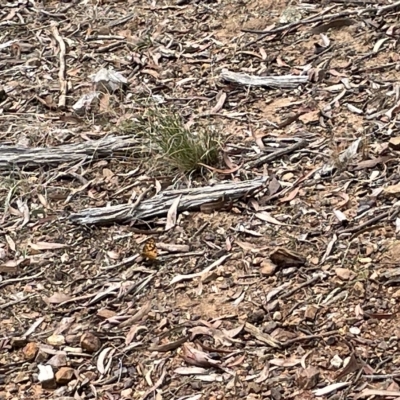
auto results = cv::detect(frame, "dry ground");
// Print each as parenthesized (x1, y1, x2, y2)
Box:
(2, 0, 400, 399)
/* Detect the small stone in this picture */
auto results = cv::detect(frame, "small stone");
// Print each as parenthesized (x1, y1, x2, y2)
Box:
(123, 377, 134, 389)
(260, 260, 277, 276)
(389, 137, 400, 150)
(190, 381, 202, 390)
(38, 364, 56, 389)
(353, 281, 365, 296)
(271, 386, 282, 400)
(121, 388, 133, 399)
(296, 366, 320, 389)
(23, 342, 39, 361)
(247, 382, 262, 394)
(263, 321, 278, 333)
(80, 333, 101, 353)
(310, 257, 319, 265)
(273, 311, 282, 321)
(11, 337, 28, 349)
(249, 309, 265, 324)
(252, 257, 263, 265)
(281, 267, 297, 276)
(330, 354, 343, 368)
(82, 371, 97, 381)
(65, 334, 80, 345)
(378, 340, 388, 350)
(0, 86, 7, 102)
(47, 352, 67, 368)
(55, 367, 74, 385)
(349, 326, 361, 335)
(266, 300, 279, 312)
(282, 172, 294, 181)
(35, 349, 50, 363)
(47, 334, 66, 347)
(304, 305, 318, 320)
(335, 267, 353, 281)
(5, 383, 17, 394)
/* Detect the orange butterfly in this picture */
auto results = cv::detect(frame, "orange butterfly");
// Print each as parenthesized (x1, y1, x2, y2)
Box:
(141, 237, 158, 261)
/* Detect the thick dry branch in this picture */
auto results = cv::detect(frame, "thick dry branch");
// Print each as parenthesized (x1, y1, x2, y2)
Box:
(69, 177, 267, 225)
(242, 2, 400, 44)
(0, 136, 139, 170)
(247, 139, 308, 169)
(221, 68, 308, 89)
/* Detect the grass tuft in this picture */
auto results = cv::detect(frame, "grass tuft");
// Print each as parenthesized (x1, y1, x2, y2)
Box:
(122, 106, 221, 173)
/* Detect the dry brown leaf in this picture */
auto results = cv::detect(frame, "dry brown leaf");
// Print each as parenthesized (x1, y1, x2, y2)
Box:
(165, 194, 181, 231)
(47, 292, 73, 304)
(198, 161, 243, 174)
(125, 325, 147, 345)
(29, 241, 68, 251)
(99, 93, 110, 112)
(311, 18, 355, 34)
(119, 302, 152, 328)
(270, 247, 306, 268)
(223, 152, 240, 170)
(335, 353, 363, 380)
(174, 367, 208, 375)
(180, 343, 221, 368)
(210, 91, 226, 113)
(244, 322, 281, 348)
(299, 110, 320, 124)
(384, 183, 400, 197)
(268, 177, 281, 196)
(270, 356, 302, 367)
(255, 211, 284, 225)
(5, 235, 16, 252)
(97, 309, 116, 319)
(149, 336, 188, 352)
(279, 187, 300, 203)
(226, 353, 246, 368)
(354, 156, 392, 170)
(223, 324, 244, 338)
(0, 257, 30, 273)
(235, 240, 259, 251)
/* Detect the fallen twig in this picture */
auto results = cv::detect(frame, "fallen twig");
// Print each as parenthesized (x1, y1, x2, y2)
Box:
(337, 208, 398, 235)
(221, 68, 308, 89)
(0, 294, 37, 310)
(246, 139, 308, 169)
(242, 3, 395, 44)
(363, 373, 400, 380)
(281, 330, 339, 348)
(51, 23, 67, 108)
(280, 273, 324, 299)
(170, 254, 231, 285)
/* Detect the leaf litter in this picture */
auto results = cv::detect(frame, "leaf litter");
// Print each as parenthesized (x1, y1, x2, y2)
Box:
(2, 0, 400, 399)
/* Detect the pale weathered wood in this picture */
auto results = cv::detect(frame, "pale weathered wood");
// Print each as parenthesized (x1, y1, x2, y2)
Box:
(0, 136, 140, 170)
(69, 177, 267, 225)
(221, 68, 308, 89)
